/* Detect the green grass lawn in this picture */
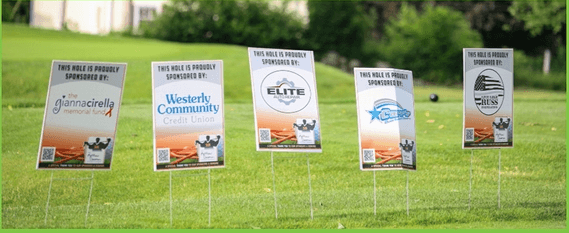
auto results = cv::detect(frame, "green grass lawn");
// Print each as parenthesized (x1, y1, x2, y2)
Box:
(1, 24, 566, 229)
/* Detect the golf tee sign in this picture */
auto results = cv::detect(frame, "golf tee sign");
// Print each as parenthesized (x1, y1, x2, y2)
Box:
(463, 49, 513, 149)
(248, 48, 322, 152)
(152, 61, 225, 171)
(37, 61, 127, 170)
(354, 68, 417, 171)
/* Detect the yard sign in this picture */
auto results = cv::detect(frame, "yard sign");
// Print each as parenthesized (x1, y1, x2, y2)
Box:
(37, 61, 127, 170)
(248, 48, 322, 152)
(152, 60, 225, 171)
(463, 49, 514, 149)
(354, 68, 416, 171)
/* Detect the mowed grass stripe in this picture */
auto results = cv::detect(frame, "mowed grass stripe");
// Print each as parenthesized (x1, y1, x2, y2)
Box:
(2, 101, 565, 228)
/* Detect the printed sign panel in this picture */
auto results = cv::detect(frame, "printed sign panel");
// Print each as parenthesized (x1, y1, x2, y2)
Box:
(354, 68, 416, 171)
(248, 48, 322, 152)
(37, 61, 127, 170)
(152, 61, 224, 171)
(463, 48, 513, 149)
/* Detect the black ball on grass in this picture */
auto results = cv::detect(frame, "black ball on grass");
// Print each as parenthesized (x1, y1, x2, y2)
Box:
(429, 93, 439, 102)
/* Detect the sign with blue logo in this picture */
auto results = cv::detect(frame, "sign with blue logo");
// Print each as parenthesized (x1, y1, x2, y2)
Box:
(463, 48, 513, 149)
(354, 68, 416, 171)
(152, 60, 225, 171)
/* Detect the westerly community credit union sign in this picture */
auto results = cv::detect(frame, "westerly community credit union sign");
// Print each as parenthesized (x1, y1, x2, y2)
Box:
(152, 60, 225, 171)
(463, 48, 513, 149)
(248, 47, 322, 153)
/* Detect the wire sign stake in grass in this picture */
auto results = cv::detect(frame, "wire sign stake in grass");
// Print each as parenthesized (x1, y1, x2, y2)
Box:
(249, 48, 322, 219)
(270, 152, 314, 219)
(169, 169, 212, 227)
(353, 68, 417, 215)
(35, 60, 127, 227)
(44, 170, 95, 228)
(151, 60, 225, 228)
(463, 49, 514, 210)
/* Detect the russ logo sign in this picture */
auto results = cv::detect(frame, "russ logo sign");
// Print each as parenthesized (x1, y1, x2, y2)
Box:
(474, 69, 504, 116)
(261, 70, 311, 113)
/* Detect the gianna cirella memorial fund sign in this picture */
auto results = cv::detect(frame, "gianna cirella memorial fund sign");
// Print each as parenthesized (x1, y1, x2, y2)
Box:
(152, 61, 225, 171)
(248, 48, 322, 152)
(354, 68, 416, 171)
(463, 48, 513, 149)
(37, 61, 127, 170)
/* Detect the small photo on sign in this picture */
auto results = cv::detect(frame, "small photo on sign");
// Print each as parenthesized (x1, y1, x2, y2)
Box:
(84, 137, 112, 164)
(293, 119, 317, 145)
(400, 139, 415, 166)
(492, 117, 511, 143)
(195, 135, 222, 162)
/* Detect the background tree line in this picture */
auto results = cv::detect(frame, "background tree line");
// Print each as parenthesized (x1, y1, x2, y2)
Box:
(4, 0, 565, 89)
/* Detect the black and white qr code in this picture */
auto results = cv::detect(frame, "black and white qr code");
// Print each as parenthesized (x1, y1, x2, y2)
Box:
(363, 149, 376, 163)
(259, 128, 271, 143)
(465, 128, 474, 141)
(157, 148, 170, 163)
(41, 147, 56, 162)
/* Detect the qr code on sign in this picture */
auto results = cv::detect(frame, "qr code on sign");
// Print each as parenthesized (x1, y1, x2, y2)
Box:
(363, 149, 376, 163)
(157, 148, 170, 163)
(41, 147, 56, 162)
(259, 128, 272, 143)
(465, 128, 474, 141)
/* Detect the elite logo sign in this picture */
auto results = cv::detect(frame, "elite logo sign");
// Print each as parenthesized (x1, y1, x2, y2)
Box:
(474, 69, 504, 116)
(249, 47, 321, 152)
(368, 99, 411, 123)
(261, 70, 311, 114)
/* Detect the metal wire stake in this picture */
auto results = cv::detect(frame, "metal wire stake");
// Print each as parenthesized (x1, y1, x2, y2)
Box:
(498, 149, 501, 209)
(84, 169, 94, 228)
(169, 170, 173, 228)
(469, 149, 473, 211)
(306, 154, 314, 220)
(208, 168, 212, 226)
(271, 151, 278, 219)
(406, 171, 409, 217)
(373, 170, 377, 216)
(44, 171, 54, 226)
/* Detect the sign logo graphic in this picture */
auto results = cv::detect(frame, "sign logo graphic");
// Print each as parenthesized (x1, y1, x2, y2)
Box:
(474, 69, 504, 116)
(368, 99, 411, 123)
(261, 70, 311, 114)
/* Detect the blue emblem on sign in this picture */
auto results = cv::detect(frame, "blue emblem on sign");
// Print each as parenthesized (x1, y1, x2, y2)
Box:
(368, 99, 411, 123)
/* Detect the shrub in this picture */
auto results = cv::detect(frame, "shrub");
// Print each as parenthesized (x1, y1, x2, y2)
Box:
(514, 49, 566, 91)
(306, 1, 374, 61)
(379, 3, 483, 84)
(141, 1, 307, 49)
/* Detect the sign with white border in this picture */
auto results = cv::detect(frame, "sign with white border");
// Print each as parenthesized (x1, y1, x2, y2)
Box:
(463, 48, 513, 149)
(152, 60, 225, 171)
(354, 68, 416, 171)
(37, 60, 127, 170)
(248, 48, 322, 153)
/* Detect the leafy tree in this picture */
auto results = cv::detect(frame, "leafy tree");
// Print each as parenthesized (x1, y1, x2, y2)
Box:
(508, 0, 566, 36)
(2, 0, 30, 24)
(379, 3, 483, 84)
(141, 1, 307, 49)
(306, 1, 374, 60)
